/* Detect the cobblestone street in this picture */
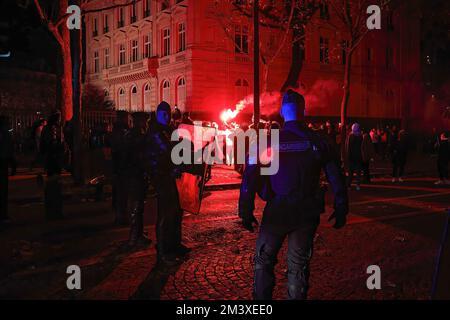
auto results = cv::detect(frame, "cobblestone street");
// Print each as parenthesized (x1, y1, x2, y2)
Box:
(0, 158, 449, 300)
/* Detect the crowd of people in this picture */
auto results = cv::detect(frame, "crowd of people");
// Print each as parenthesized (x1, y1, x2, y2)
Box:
(300, 121, 449, 189)
(0, 108, 448, 252)
(0, 91, 449, 299)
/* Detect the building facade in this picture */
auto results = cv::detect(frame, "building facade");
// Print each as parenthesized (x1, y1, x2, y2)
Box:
(84, 0, 424, 124)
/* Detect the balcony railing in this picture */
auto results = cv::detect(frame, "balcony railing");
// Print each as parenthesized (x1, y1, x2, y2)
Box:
(102, 57, 159, 78)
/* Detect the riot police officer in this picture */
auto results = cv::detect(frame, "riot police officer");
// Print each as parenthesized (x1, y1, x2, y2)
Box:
(147, 101, 190, 265)
(127, 112, 152, 247)
(239, 90, 349, 300)
(40, 110, 65, 220)
(111, 111, 130, 225)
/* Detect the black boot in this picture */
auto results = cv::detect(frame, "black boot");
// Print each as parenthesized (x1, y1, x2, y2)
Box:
(128, 207, 151, 247)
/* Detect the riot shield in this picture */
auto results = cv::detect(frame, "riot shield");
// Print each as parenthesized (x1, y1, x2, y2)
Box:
(175, 124, 215, 215)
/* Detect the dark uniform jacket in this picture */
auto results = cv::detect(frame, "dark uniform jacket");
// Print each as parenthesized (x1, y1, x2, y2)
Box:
(40, 123, 65, 175)
(125, 127, 149, 178)
(146, 122, 179, 181)
(239, 121, 348, 231)
(111, 123, 129, 175)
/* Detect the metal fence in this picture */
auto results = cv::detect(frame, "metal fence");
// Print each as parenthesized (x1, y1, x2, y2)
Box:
(0, 108, 118, 133)
(0, 109, 120, 155)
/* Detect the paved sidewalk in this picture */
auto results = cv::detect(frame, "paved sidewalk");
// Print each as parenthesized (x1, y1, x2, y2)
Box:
(0, 154, 448, 299)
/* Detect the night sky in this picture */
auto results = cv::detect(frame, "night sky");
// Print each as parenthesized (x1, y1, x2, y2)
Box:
(0, 0, 57, 72)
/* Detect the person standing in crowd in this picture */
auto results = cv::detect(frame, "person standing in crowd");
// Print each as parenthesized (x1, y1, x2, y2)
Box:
(239, 90, 348, 300)
(126, 112, 152, 247)
(391, 129, 409, 182)
(362, 129, 375, 183)
(40, 111, 65, 220)
(30, 119, 46, 170)
(434, 131, 449, 185)
(325, 121, 337, 149)
(111, 111, 131, 226)
(389, 125, 398, 146)
(0, 116, 16, 224)
(181, 112, 194, 125)
(379, 128, 388, 160)
(147, 101, 190, 265)
(345, 123, 364, 191)
(370, 128, 379, 155)
(172, 107, 182, 129)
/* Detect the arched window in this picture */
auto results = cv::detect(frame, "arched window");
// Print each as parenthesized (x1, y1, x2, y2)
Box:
(234, 78, 249, 102)
(144, 83, 152, 111)
(118, 87, 126, 109)
(177, 77, 186, 111)
(130, 85, 138, 111)
(162, 80, 170, 103)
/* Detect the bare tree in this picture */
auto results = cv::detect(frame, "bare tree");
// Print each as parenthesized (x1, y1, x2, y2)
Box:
(33, 0, 73, 121)
(324, 0, 392, 144)
(214, 0, 320, 92)
(33, 0, 136, 182)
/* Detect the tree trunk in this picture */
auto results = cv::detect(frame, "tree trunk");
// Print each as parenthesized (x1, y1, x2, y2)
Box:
(59, 2, 73, 122)
(70, 0, 83, 184)
(340, 49, 353, 156)
(281, 31, 304, 92)
(60, 48, 73, 122)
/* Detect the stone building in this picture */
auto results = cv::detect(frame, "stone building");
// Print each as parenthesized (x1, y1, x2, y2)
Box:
(84, 0, 424, 125)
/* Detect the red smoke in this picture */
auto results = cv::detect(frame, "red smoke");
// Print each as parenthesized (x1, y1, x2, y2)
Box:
(220, 91, 282, 123)
(301, 80, 340, 110)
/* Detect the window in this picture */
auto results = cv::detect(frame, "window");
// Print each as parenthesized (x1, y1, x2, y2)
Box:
(131, 39, 139, 62)
(130, 1, 137, 23)
(161, 0, 169, 11)
(117, 7, 125, 28)
(92, 17, 98, 37)
(319, 2, 329, 20)
(119, 43, 126, 65)
(94, 51, 99, 73)
(118, 88, 126, 109)
(387, 12, 394, 31)
(163, 28, 171, 57)
(178, 22, 186, 52)
(144, 33, 152, 58)
(177, 78, 186, 110)
(234, 79, 249, 102)
(144, 83, 152, 111)
(104, 89, 109, 98)
(235, 25, 249, 54)
(104, 48, 110, 69)
(130, 85, 138, 110)
(162, 80, 170, 102)
(143, 0, 151, 17)
(367, 48, 373, 63)
(386, 47, 393, 69)
(319, 37, 329, 64)
(103, 14, 109, 33)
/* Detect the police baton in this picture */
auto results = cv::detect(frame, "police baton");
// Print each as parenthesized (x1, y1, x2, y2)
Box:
(431, 208, 450, 299)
